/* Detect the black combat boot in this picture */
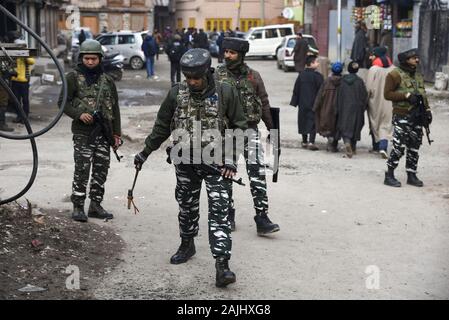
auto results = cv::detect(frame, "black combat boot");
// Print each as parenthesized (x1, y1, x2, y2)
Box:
(384, 167, 401, 187)
(88, 201, 114, 219)
(407, 172, 424, 187)
(72, 204, 88, 222)
(215, 257, 236, 288)
(254, 213, 280, 236)
(228, 208, 236, 232)
(170, 237, 196, 264)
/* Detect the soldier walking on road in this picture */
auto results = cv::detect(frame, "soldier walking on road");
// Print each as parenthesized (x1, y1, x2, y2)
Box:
(214, 37, 280, 235)
(383, 48, 432, 187)
(59, 39, 122, 222)
(134, 49, 248, 287)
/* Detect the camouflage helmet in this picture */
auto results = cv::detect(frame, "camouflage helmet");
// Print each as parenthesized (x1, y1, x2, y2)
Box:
(180, 48, 211, 77)
(79, 39, 104, 57)
(222, 37, 249, 53)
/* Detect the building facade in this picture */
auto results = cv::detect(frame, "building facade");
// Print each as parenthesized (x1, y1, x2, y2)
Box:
(174, 0, 291, 32)
(60, 0, 170, 35)
(0, 0, 66, 52)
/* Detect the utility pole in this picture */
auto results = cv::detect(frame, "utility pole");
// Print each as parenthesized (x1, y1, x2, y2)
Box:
(337, 0, 342, 61)
(261, 0, 265, 26)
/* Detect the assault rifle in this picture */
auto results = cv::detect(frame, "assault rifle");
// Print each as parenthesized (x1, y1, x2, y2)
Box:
(270, 107, 281, 183)
(89, 110, 123, 161)
(410, 95, 433, 145)
(165, 146, 245, 186)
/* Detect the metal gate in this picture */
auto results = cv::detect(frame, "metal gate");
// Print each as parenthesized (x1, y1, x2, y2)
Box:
(419, 0, 449, 81)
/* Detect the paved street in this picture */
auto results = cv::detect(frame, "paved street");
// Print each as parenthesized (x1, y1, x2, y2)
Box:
(1, 56, 449, 299)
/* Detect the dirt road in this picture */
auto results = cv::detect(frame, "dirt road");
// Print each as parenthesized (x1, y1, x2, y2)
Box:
(1, 58, 448, 299)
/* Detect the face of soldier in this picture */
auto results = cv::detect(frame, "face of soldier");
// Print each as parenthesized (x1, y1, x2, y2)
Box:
(224, 49, 239, 61)
(186, 75, 206, 92)
(407, 55, 419, 68)
(82, 54, 100, 69)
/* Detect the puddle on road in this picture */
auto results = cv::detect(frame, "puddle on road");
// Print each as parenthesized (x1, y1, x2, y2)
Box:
(117, 88, 166, 107)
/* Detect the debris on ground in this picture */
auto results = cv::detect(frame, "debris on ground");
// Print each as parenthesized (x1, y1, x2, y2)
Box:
(0, 202, 125, 299)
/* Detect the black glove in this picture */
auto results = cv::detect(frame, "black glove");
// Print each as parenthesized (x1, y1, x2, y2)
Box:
(407, 94, 419, 106)
(134, 151, 148, 170)
(426, 111, 433, 125)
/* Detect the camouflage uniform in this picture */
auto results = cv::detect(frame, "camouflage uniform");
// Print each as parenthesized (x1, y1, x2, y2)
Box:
(383, 48, 430, 187)
(214, 64, 269, 216)
(386, 67, 427, 173)
(139, 70, 247, 260)
(59, 67, 121, 208)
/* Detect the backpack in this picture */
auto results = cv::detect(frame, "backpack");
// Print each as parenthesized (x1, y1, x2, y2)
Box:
(168, 42, 184, 62)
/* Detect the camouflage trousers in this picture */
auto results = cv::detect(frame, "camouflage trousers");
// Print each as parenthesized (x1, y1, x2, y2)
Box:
(71, 134, 110, 206)
(387, 114, 423, 173)
(175, 164, 232, 259)
(229, 130, 269, 216)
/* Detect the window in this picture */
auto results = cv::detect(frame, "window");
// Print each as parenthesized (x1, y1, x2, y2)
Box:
(239, 19, 261, 32)
(98, 35, 116, 45)
(118, 35, 135, 44)
(177, 18, 183, 30)
(189, 18, 196, 28)
(279, 28, 292, 37)
(251, 30, 263, 39)
(265, 29, 277, 39)
(205, 19, 232, 32)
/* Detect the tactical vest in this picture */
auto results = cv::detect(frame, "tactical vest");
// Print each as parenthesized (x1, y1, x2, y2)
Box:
(393, 67, 426, 113)
(171, 81, 229, 148)
(215, 65, 262, 123)
(74, 71, 115, 120)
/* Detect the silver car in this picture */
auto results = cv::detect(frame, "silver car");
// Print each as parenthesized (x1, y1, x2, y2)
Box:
(276, 34, 318, 72)
(96, 31, 147, 70)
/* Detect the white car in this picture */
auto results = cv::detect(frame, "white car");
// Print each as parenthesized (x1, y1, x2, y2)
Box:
(276, 35, 318, 72)
(96, 31, 148, 70)
(245, 24, 295, 58)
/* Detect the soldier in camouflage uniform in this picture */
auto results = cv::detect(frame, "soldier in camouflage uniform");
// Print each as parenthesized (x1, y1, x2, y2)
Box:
(383, 48, 431, 187)
(134, 49, 247, 288)
(58, 39, 121, 222)
(214, 37, 280, 235)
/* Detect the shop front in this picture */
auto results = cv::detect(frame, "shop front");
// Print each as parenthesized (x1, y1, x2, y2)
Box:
(351, 0, 416, 62)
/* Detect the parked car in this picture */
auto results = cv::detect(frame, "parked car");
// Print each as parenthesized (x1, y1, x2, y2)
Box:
(245, 24, 295, 58)
(276, 34, 318, 72)
(235, 31, 247, 39)
(96, 31, 147, 70)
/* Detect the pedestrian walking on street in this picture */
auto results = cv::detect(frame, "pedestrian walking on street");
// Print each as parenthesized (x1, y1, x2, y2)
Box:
(214, 37, 280, 235)
(11, 38, 35, 124)
(58, 39, 122, 222)
(290, 55, 324, 151)
(350, 22, 368, 68)
(293, 32, 309, 73)
(313, 62, 343, 152)
(335, 61, 368, 158)
(141, 32, 158, 79)
(153, 29, 163, 60)
(366, 46, 394, 159)
(78, 29, 87, 46)
(134, 49, 248, 288)
(383, 48, 432, 188)
(165, 34, 187, 86)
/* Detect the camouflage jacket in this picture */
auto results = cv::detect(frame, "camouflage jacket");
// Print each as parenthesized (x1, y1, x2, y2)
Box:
(215, 64, 273, 130)
(59, 66, 121, 136)
(142, 73, 247, 164)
